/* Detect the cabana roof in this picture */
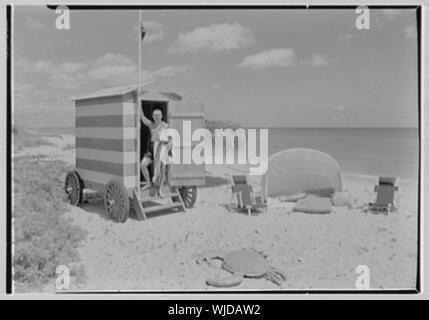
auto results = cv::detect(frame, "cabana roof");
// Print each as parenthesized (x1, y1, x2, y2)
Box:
(71, 82, 182, 101)
(139, 91, 182, 102)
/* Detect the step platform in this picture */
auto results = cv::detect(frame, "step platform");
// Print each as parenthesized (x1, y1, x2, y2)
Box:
(132, 185, 185, 220)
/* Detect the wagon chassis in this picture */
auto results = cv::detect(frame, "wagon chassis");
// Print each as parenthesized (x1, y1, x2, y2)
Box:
(65, 169, 198, 222)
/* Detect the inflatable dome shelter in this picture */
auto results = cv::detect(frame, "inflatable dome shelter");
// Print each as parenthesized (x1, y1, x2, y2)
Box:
(267, 148, 342, 197)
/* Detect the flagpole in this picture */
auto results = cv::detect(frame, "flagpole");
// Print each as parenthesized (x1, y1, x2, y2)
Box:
(137, 10, 143, 192)
(138, 10, 142, 99)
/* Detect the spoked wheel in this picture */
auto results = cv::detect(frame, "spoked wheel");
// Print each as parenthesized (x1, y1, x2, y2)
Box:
(104, 180, 130, 223)
(179, 186, 197, 208)
(64, 171, 83, 206)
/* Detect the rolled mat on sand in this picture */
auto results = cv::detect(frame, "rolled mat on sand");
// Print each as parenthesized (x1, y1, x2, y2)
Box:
(279, 192, 307, 202)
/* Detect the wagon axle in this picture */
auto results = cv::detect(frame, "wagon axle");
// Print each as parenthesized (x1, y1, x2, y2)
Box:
(105, 198, 115, 206)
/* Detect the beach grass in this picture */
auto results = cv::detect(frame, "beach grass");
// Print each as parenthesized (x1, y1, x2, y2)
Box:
(13, 126, 56, 150)
(12, 155, 86, 292)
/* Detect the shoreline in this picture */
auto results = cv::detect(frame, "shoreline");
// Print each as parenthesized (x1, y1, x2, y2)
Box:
(14, 132, 419, 182)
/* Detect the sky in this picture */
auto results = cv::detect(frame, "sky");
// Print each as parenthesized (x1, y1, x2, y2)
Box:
(13, 6, 419, 128)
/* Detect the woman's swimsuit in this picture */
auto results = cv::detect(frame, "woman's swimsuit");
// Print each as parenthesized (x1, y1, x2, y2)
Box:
(143, 121, 168, 161)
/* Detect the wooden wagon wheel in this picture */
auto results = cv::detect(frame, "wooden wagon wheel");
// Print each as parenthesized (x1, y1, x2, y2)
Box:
(64, 171, 83, 206)
(104, 180, 130, 223)
(179, 186, 197, 208)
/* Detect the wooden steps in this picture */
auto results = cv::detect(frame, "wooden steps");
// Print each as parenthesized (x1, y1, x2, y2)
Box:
(140, 192, 180, 203)
(143, 202, 184, 214)
(132, 187, 185, 220)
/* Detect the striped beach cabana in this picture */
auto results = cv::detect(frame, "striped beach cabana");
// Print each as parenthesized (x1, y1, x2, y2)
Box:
(65, 84, 205, 222)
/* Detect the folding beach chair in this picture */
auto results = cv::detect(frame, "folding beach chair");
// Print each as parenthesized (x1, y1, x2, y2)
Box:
(229, 175, 267, 216)
(369, 177, 399, 214)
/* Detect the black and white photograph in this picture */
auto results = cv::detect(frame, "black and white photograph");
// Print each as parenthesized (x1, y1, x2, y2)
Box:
(9, 4, 420, 294)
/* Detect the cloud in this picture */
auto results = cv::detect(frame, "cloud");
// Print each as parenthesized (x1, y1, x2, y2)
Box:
(15, 53, 190, 96)
(152, 65, 190, 77)
(29, 60, 87, 74)
(87, 53, 190, 86)
(60, 62, 87, 73)
(404, 25, 417, 40)
(302, 54, 329, 67)
(381, 9, 402, 19)
(238, 49, 330, 70)
(15, 58, 89, 91)
(88, 65, 137, 86)
(93, 53, 134, 67)
(48, 73, 88, 90)
(34, 60, 53, 72)
(238, 49, 295, 70)
(15, 54, 134, 89)
(170, 23, 255, 53)
(143, 20, 165, 43)
(26, 16, 46, 30)
(87, 53, 137, 86)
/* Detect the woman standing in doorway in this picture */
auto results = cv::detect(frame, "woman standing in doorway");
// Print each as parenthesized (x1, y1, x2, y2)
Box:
(139, 108, 169, 192)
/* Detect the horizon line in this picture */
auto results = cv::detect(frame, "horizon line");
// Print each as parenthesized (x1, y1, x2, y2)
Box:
(21, 125, 419, 129)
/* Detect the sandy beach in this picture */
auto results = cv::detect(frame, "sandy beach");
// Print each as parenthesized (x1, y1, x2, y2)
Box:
(14, 133, 419, 291)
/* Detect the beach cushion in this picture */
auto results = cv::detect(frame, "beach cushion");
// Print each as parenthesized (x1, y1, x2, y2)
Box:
(293, 195, 332, 214)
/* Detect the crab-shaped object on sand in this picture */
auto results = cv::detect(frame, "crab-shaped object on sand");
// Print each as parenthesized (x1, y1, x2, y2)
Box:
(196, 248, 286, 287)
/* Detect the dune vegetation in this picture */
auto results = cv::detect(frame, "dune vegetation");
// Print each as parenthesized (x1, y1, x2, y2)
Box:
(12, 130, 86, 292)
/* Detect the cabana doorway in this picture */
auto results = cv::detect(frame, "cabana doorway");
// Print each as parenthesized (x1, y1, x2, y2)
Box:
(139, 100, 169, 185)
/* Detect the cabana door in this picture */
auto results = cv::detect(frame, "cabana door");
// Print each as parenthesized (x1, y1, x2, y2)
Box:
(169, 100, 206, 187)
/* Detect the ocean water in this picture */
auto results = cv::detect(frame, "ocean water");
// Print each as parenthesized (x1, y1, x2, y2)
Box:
(266, 128, 419, 179)
(33, 127, 420, 179)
